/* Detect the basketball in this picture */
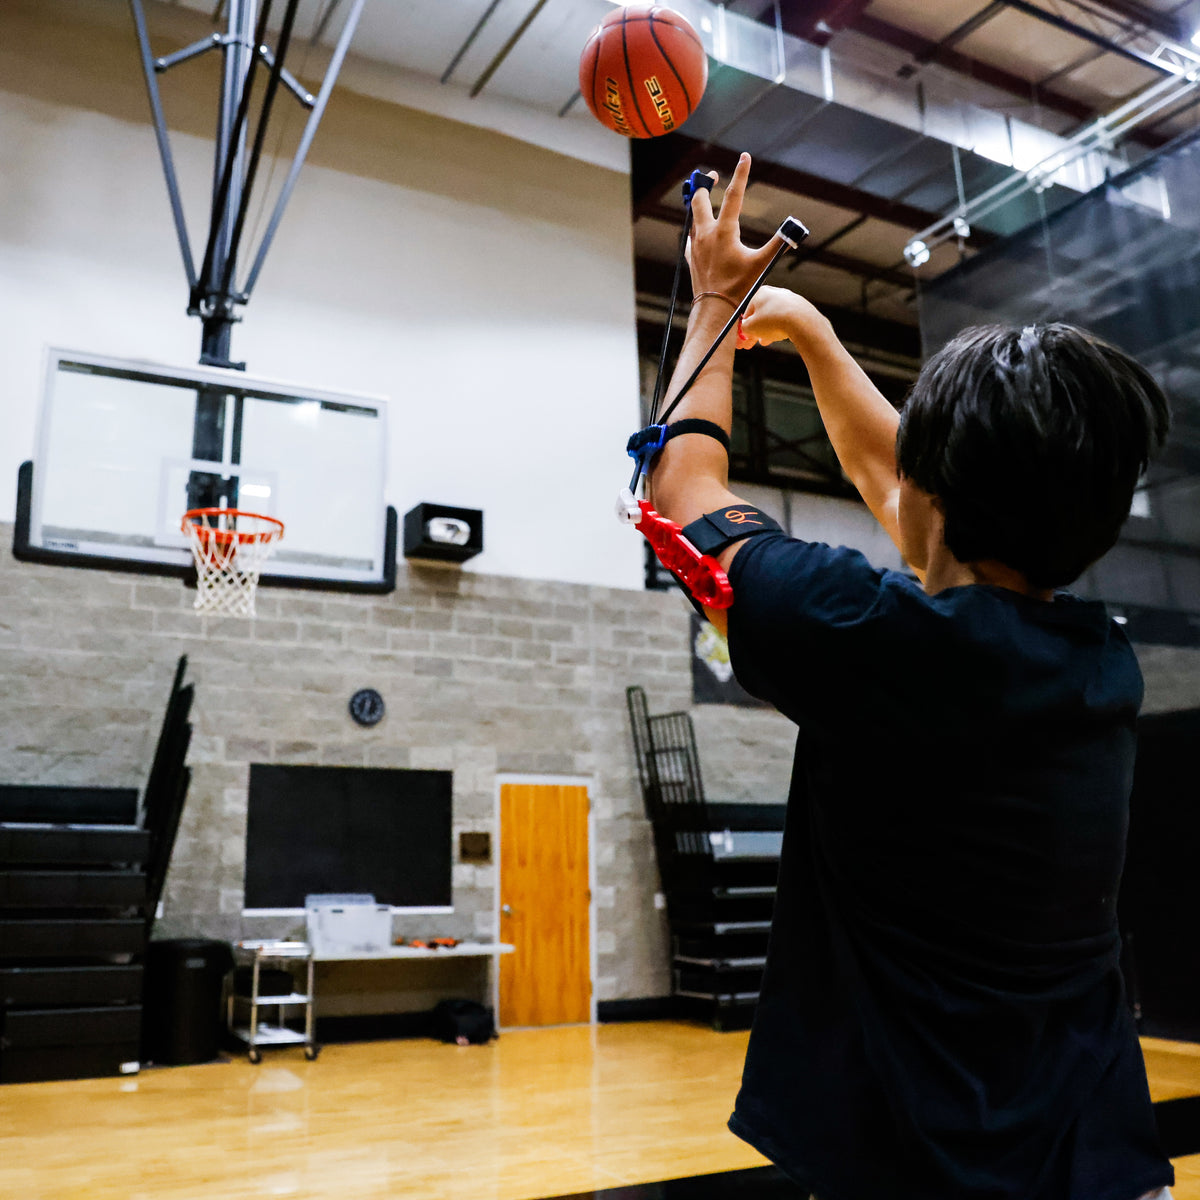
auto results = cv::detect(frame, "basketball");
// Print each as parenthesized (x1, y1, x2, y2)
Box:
(579, 5, 708, 139)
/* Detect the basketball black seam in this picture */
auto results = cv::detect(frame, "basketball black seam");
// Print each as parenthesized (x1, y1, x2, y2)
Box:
(622, 8, 654, 138)
(648, 14, 693, 118)
(633, 10, 705, 54)
(587, 34, 603, 126)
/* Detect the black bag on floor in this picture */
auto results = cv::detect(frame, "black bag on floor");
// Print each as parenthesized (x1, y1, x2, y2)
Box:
(431, 999, 496, 1045)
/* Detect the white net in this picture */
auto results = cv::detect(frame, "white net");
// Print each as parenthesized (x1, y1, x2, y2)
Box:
(183, 510, 283, 618)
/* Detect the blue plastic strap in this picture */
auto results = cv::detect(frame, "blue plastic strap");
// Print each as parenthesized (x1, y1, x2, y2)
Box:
(682, 170, 715, 207)
(627, 423, 670, 468)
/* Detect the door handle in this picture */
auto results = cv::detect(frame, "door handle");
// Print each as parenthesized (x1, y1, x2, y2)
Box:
(501, 904, 513, 915)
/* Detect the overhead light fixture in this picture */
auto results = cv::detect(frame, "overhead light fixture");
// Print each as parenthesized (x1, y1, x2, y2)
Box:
(1192, 29, 1200, 46)
(903, 239, 931, 267)
(952, 216, 971, 239)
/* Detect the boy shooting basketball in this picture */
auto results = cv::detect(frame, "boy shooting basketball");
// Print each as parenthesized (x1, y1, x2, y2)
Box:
(647, 153, 1173, 1200)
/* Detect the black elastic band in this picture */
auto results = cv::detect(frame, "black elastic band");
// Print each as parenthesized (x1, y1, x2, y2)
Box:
(683, 505, 783, 555)
(661, 418, 730, 452)
(626, 419, 731, 490)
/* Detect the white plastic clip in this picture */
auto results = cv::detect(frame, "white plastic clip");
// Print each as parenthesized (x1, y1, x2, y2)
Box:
(777, 215, 810, 249)
(615, 487, 642, 525)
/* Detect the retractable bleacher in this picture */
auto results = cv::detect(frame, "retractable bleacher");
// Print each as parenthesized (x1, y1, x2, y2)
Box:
(627, 686, 784, 1031)
(0, 656, 193, 1082)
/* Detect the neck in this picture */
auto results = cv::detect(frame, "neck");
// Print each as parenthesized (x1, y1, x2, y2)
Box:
(923, 548, 1053, 601)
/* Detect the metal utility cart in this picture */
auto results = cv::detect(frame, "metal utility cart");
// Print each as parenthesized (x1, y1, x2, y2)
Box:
(228, 939, 318, 1063)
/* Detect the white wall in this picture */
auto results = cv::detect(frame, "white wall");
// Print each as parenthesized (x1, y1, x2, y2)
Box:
(0, 0, 898, 593)
(0, 0, 643, 589)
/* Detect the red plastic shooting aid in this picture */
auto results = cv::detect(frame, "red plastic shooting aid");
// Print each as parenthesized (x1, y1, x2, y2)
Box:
(635, 500, 733, 609)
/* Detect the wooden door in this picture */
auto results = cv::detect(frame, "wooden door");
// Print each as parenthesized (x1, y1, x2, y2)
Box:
(499, 782, 591, 1027)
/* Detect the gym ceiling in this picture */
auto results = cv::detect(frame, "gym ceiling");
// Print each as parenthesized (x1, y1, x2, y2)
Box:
(193, 0, 1200, 374)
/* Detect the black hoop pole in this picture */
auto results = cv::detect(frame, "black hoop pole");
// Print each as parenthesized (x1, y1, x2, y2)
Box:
(195, 0, 274, 316)
(217, 0, 303, 300)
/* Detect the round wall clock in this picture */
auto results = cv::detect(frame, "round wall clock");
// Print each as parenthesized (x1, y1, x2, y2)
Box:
(348, 688, 385, 727)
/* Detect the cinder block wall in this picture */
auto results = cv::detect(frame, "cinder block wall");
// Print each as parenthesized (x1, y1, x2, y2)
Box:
(4, 531, 1196, 1001)
(0, 526, 795, 1002)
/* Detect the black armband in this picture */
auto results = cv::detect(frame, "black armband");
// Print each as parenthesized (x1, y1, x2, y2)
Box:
(626, 418, 731, 465)
(683, 505, 783, 555)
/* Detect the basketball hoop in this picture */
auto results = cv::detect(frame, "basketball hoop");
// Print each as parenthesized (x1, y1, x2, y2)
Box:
(182, 508, 284, 618)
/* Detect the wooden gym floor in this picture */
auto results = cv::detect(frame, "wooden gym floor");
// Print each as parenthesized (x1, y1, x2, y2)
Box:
(2, 1022, 1200, 1199)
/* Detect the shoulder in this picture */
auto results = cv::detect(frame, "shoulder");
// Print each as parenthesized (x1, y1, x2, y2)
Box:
(727, 531, 915, 624)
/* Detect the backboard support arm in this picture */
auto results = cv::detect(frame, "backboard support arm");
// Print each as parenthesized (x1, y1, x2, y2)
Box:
(128, 0, 361, 362)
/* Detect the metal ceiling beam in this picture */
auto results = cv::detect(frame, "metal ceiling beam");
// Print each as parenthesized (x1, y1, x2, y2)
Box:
(441, 0, 502, 85)
(913, 1, 1007, 62)
(637, 201, 918, 291)
(786, 214, 868, 273)
(1063, 0, 1189, 44)
(634, 255, 921, 362)
(631, 134, 978, 239)
(469, 0, 550, 98)
(772, 0, 875, 47)
(852, 14, 1100, 126)
(1139, 89, 1200, 136)
(852, 12, 1175, 148)
(998, 0, 1174, 76)
(904, 60, 1200, 262)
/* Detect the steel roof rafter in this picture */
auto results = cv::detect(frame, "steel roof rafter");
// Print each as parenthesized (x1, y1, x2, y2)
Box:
(848, 13, 1116, 132)
(631, 135, 967, 238)
(637, 201, 917, 292)
(1054, 0, 1190, 44)
(903, 56, 1200, 264)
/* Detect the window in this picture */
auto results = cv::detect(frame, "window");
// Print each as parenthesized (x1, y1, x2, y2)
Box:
(638, 353, 857, 498)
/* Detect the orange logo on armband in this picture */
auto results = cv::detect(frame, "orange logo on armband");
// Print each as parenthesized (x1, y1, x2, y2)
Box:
(723, 509, 762, 525)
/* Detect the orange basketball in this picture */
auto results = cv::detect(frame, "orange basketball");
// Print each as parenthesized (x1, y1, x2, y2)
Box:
(579, 6, 708, 139)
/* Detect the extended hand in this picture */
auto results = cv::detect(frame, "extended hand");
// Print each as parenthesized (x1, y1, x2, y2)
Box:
(739, 285, 830, 350)
(687, 153, 785, 304)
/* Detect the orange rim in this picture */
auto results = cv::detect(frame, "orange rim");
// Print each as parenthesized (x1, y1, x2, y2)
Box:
(182, 507, 285, 546)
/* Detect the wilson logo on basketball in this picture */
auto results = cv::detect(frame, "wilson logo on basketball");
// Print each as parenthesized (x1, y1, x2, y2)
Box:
(603, 78, 633, 136)
(643, 76, 675, 131)
(723, 509, 762, 525)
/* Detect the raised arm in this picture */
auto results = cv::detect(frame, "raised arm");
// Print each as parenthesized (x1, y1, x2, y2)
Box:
(738, 287, 907, 562)
(648, 156, 784, 579)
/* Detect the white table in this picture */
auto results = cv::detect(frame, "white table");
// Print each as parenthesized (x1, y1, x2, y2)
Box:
(308, 942, 514, 1021)
(312, 942, 513, 962)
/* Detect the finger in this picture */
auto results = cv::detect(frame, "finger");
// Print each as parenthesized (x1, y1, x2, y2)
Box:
(718, 153, 752, 228)
(689, 171, 718, 229)
(753, 230, 787, 268)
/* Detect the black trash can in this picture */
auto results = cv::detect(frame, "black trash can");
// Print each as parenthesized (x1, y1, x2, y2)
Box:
(141, 938, 234, 1065)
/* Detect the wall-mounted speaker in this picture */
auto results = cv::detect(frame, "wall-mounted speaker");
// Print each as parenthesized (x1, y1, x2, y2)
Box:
(402, 504, 483, 563)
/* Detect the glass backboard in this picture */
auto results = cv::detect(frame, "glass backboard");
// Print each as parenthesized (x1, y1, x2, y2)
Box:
(16, 349, 393, 590)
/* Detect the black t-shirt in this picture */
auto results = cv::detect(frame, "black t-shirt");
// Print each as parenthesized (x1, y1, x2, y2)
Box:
(723, 534, 1173, 1200)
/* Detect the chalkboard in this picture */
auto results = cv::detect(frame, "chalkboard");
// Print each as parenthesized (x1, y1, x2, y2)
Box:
(244, 765, 452, 910)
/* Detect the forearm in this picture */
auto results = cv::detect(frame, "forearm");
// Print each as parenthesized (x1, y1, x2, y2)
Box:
(648, 299, 743, 526)
(791, 316, 901, 538)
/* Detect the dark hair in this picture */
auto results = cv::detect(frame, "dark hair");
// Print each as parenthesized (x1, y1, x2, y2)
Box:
(896, 323, 1171, 588)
